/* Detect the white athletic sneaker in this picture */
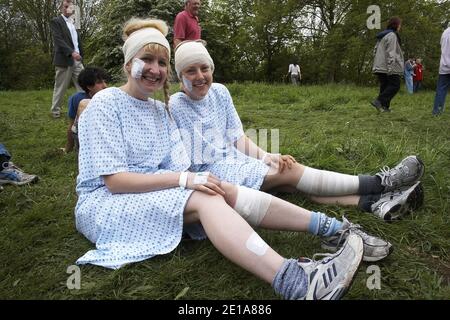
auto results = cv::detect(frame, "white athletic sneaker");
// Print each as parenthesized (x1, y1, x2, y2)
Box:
(299, 233, 364, 300)
(376, 156, 424, 192)
(371, 181, 424, 220)
(321, 217, 393, 262)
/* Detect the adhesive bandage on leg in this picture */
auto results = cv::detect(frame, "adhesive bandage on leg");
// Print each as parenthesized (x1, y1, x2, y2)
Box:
(296, 166, 359, 196)
(245, 232, 269, 256)
(131, 58, 145, 79)
(234, 186, 272, 227)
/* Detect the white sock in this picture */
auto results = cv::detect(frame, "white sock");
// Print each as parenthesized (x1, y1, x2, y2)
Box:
(296, 166, 359, 196)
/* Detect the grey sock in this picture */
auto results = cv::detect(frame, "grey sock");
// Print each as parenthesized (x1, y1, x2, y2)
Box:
(358, 175, 383, 195)
(358, 193, 382, 213)
(272, 259, 308, 300)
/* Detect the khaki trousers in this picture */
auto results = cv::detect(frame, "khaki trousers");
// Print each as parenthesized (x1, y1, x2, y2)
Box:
(50, 60, 84, 114)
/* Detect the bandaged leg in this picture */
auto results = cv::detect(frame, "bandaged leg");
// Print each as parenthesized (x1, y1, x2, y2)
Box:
(296, 166, 359, 196)
(233, 186, 273, 227)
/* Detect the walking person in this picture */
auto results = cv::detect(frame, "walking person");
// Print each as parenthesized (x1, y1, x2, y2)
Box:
(49, 0, 84, 118)
(371, 17, 404, 113)
(288, 62, 301, 85)
(432, 23, 450, 116)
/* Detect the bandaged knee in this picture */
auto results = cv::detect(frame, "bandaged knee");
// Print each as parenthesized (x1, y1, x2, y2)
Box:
(296, 166, 359, 196)
(234, 186, 272, 227)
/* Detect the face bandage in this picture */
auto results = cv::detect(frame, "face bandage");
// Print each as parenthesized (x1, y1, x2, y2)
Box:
(234, 186, 272, 227)
(174, 40, 214, 79)
(246, 232, 269, 256)
(182, 76, 193, 93)
(193, 172, 210, 185)
(131, 58, 145, 79)
(122, 27, 170, 66)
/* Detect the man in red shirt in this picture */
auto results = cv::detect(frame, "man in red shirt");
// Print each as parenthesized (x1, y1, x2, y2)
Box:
(173, 0, 201, 48)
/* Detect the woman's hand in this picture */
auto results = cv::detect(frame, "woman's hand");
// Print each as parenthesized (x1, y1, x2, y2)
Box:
(262, 153, 297, 173)
(186, 172, 226, 196)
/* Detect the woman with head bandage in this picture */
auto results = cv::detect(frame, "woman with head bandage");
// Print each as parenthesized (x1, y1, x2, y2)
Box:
(171, 42, 424, 224)
(73, 19, 365, 300)
(75, 18, 225, 269)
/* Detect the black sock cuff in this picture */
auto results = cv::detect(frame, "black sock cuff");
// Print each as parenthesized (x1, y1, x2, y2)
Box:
(358, 175, 383, 195)
(358, 193, 382, 213)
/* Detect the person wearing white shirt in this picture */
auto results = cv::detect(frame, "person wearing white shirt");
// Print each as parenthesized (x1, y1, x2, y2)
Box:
(288, 62, 301, 85)
(49, 0, 84, 118)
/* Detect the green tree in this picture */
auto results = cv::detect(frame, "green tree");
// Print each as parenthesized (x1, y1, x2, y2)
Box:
(86, 0, 183, 81)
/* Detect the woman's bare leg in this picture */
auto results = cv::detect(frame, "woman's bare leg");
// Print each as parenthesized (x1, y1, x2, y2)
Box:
(218, 182, 316, 232)
(309, 195, 360, 206)
(184, 191, 284, 283)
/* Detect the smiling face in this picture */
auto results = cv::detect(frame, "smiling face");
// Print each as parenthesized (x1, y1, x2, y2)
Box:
(125, 44, 169, 99)
(181, 62, 212, 100)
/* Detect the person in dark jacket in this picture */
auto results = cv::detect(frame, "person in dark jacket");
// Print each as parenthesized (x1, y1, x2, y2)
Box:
(371, 17, 404, 112)
(49, 0, 84, 118)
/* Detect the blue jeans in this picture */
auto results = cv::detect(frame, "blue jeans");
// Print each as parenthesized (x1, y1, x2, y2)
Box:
(404, 74, 414, 94)
(0, 143, 11, 172)
(432, 74, 450, 115)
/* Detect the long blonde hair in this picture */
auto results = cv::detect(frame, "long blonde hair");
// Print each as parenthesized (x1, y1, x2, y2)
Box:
(122, 18, 171, 113)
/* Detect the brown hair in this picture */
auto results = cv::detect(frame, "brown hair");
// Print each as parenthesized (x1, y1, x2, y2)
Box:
(387, 17, 402, 31)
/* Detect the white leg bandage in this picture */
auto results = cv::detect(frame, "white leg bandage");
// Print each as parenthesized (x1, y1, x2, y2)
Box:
(246, 232, 269, 256)
(296, 166, 359, 196)
(233, 186, 272, 227)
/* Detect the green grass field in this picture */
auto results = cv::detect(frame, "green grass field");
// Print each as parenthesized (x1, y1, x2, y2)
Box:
(0, 83, 449, 300)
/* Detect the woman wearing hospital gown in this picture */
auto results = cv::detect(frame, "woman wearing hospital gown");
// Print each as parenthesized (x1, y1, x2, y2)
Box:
(74, 18, 365, 300)
(170, 41, 425, 223)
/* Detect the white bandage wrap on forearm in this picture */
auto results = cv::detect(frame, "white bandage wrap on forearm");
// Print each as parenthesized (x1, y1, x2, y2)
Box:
(233, 186, 272, 227)
(296, 166, 359, 196)
(179, 172, 188, 189)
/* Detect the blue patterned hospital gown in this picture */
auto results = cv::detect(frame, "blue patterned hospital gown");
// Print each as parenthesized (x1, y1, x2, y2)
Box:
(75, 87, 193, 269)
(170, 83, 270, 190)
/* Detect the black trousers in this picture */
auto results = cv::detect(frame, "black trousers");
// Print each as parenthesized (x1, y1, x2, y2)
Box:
(376, 73, 400, 109)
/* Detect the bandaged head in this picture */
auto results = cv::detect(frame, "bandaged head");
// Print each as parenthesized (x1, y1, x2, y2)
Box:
(122, 22, 171, 66)
(174, 40, 214, 79)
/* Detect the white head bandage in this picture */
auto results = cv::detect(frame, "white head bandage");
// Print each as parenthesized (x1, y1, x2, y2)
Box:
(122, 28, 171, 65)
(174, 40, 214, 79)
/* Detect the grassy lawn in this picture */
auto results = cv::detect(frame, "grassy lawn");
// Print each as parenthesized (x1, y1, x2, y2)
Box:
(0, 83, 449, 300)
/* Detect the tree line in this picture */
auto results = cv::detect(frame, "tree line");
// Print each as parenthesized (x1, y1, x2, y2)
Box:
(0, 0, 449, 90)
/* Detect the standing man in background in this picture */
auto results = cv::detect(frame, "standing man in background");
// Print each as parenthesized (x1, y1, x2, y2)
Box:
(173, 0, 201, 49)
(50, 0, 84, 118)
(432, 23, 450, 116)
(288, 62, 301, 85)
